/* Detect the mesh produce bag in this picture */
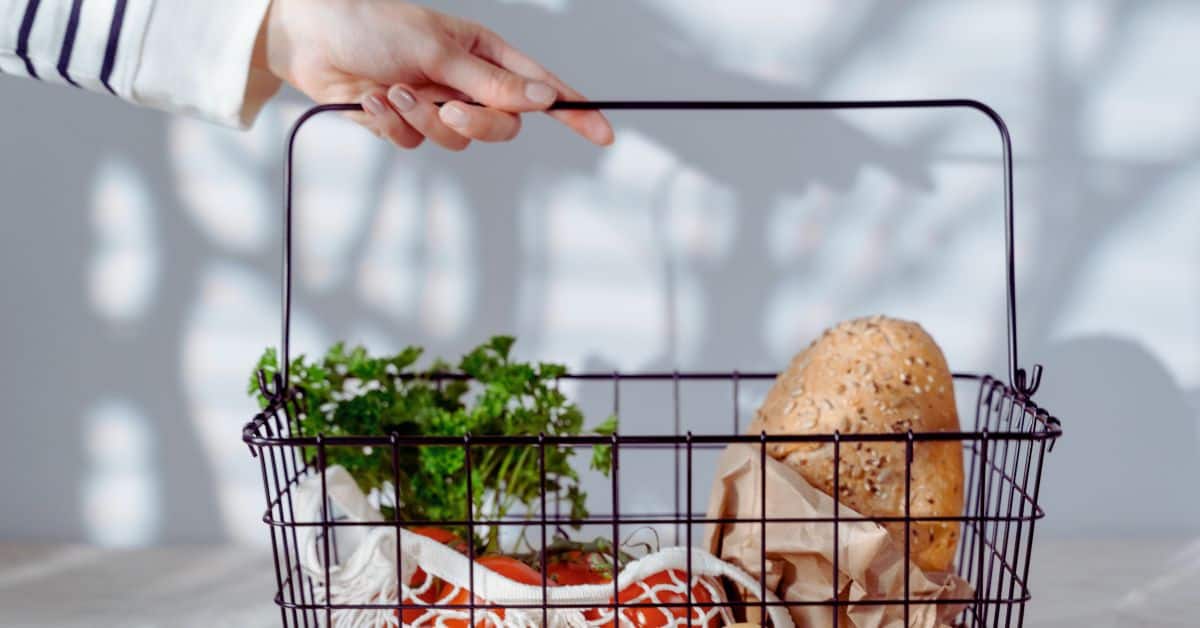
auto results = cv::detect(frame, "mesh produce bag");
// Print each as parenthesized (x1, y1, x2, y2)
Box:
(293, 466, 794, 628)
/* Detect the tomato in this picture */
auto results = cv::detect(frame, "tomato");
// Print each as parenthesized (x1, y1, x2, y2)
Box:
(438, 555, 546, 628)
(605, 569, 721, 628)
(545, 550, 614, 586)
(544, 554, 722, 628)
(545, 558, 720, 628)
(475, 555, 544, 584)
(543, 550, 614, 622)
(398, 527, 465, 624)
(403, 546, 723, 628)
(411, 526, 462, 546)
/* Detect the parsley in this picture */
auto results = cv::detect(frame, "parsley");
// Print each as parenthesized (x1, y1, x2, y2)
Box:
(249, 336, 615, 554)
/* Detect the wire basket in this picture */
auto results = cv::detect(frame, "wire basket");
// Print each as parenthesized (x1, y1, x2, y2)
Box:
(243, 100, 1063, 628)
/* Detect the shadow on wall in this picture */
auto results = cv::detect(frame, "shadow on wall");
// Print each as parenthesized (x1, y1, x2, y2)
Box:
(0, 0, 1197, 545)
(0, 85, 218, 544)
(1036, 335, 1200, 535)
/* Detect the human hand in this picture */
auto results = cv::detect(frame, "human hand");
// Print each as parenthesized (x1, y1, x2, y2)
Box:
(253, 0, 614, 150)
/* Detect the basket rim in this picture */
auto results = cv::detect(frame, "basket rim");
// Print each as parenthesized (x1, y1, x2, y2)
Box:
(242, 371, 1062, 449)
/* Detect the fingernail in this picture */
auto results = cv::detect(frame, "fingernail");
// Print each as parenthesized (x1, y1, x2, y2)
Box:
(525, 81, 556, 106)
(591, 118, 614, 145)
(387, 86, 416, 113)
(363, 94, 387, 116)
(440, 103, 469, 128)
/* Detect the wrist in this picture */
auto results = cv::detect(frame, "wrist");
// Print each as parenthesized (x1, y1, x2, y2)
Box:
(252, 0, 290, 82)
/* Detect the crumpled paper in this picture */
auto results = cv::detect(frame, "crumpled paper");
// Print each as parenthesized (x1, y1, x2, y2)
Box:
(703, 444, 972, 628)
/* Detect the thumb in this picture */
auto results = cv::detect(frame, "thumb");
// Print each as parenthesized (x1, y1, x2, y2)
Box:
(426, 47, 557, 112)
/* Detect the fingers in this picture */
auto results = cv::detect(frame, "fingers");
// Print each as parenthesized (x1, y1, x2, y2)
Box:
(469, 28, 614, 146)
(361, 84, 522, 149)
(437, 100, 522, 142)
(361, 91, 424, 149)
(385, 85, 470, 151)
(545, 82, 614, 147)
(536, 77, 614, 147)
(426, 46, 558, 113)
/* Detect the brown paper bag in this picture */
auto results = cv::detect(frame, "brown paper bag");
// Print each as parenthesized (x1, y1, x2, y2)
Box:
(703, 444, 972, 627)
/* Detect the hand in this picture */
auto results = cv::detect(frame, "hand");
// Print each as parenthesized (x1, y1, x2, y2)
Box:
(253, 0, 614, 150)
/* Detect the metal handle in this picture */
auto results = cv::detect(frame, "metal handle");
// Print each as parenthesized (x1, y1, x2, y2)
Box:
(265, 99, 1043, 400)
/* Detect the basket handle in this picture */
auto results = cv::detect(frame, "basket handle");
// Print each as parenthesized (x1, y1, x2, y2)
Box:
(266, 100, 1043, 400)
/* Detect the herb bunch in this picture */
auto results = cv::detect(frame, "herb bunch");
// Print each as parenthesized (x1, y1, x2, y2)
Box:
(249, 336, 615, 554)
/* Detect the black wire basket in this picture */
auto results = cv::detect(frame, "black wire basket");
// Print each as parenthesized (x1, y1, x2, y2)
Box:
(243, 100, 1063, 628)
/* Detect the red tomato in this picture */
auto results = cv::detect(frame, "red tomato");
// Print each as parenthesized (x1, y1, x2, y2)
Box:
(605, 569, 721, 628)
(411, 526, 463, 546)
(475, 555, 544, 584)
(545, 550, 614, 586)
(544, 550, 614, 623)
(438, 555, 546, 628)
(398, 527, 465, 624)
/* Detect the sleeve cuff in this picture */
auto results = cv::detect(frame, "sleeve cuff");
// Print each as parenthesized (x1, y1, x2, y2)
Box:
(131, 0, 281, 128)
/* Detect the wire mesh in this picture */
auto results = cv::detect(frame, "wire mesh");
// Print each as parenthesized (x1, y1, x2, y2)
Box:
(244, 371, 1060, 627)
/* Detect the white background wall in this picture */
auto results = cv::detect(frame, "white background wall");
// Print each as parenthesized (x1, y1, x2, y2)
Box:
(0, 0, 1197, 546)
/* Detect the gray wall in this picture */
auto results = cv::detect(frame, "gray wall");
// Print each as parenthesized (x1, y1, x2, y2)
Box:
(1, 0, 1197, 545)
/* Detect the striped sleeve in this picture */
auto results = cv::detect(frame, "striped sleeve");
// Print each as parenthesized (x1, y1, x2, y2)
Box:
(1, 0, 280, 128)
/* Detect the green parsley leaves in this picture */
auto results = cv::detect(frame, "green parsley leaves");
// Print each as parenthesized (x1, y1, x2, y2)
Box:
(249, 336, 615, 554)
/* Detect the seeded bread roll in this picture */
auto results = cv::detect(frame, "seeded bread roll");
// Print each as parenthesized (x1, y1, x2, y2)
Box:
(748, 315, 964, 573)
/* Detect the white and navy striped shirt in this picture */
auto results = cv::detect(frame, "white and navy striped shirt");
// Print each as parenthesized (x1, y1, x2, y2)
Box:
(1, 0, 280, 127)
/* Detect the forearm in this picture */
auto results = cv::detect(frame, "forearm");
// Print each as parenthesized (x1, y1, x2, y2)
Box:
(1, 0, 148, 91)
(3, 0, 611, 144)
(1, 0, 280, 128)
(133, 1, 280, 127)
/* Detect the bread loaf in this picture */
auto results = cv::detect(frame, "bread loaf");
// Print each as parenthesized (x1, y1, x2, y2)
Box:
(748, 315, 964, 572)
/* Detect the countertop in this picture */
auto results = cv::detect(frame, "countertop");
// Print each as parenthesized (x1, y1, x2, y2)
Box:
(1, 538, 1196, 627)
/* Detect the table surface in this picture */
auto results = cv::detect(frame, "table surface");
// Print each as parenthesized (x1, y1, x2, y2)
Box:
(1, 537, 1196, 627)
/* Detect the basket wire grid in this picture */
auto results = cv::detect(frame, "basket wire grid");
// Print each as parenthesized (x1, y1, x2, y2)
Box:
(243, 100, 1063, 628)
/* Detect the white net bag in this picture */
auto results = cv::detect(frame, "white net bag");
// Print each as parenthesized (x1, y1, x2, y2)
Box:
(292, 466, 794, 628)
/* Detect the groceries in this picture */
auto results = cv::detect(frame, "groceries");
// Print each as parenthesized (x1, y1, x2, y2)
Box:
(748, 315, 964, 573)
(437, 555, 545, 628)
(609, 569, 725, 628)
(257, 317, 969, 627)
(289, 466, 789, 628)
(400, 528, 466, 624)
(704, 443, 971, 628)
(250, 335, 617, 555)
